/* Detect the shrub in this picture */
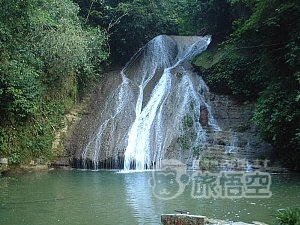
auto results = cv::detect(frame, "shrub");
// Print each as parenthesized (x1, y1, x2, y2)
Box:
(275, 208, 300, 225)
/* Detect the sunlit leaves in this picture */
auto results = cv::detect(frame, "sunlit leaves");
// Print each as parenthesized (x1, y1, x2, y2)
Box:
(275, 208, 300, 225)
(75, 0, 181, 61)
(28, 0, 109, 96)
(0, 60, 41, 119)
(194, 0, 300, 168)
(0, 0, 109, 163)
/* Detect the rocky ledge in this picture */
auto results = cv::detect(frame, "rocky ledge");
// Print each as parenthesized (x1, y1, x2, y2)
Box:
(161, 214, 268, 225)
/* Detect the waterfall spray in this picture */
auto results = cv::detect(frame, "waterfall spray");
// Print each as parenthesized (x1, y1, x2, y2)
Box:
(77, 35, 221, 170)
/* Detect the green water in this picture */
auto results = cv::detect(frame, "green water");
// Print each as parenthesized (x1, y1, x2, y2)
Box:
(0, 170, 299, 225)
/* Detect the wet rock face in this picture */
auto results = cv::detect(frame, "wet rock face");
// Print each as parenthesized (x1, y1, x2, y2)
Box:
(65, 35, 272, 170)
(209, 94, 254, 131)
(67, 35, 215, 170)
(66, 71, 128, 166)
(162, 92, 272, 170)
(199, 93, 272, 170)
(67, 81, 271, 170)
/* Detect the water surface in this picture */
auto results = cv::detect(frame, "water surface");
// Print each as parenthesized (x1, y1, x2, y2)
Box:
(0, 170, 299, 225)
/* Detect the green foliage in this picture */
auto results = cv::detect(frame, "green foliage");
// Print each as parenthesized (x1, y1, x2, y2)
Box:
(178, 114, 195, 150)
(29, 0, 109, 97)
(199, 155, 218, 170)
(0, 99, 68, 164)
(178, 113, 200, 151)
(0, 129, 7, 154)
(192, 145, 202, 159)
(75, 0, 180, 62)
(75, 0, 247, 62)
(183, 115, 194, 129)
(0, 0, 109, 165)
(76, 27, 109, 96)
(253, 84, 296, 141)
(195, 0, 300, 168)
(233, 0, 300, 168)
(253, 82, 300, 168)
(275, 208, 300, 225)
(0, 60, 42, 119)
(199, 48, 266, 100)
(176, 0, 235, 40)
(1, 0, 299, 169)
(177, 135, 191, 150)
(9, 153, 22, 165)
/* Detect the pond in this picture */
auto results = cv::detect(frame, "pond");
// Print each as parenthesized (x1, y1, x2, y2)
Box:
(0, 170, 299, 225)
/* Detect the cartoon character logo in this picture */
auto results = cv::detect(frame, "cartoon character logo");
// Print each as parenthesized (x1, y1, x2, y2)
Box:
(148, 159, 190, 200)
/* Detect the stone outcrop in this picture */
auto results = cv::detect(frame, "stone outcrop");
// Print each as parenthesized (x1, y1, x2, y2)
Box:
(64, 35, 272, 170)
(162, 214, 205, 225)
(65, 70, 126, 168)
(161, 214, 269, 225)
(0, 158, 8, 174)
(65, 80, 272, 170)
(195, 94, 272, 170)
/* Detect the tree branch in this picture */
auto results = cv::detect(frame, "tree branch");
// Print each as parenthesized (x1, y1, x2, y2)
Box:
(107, 13, 128, 32)
(85, 0, 96, 24)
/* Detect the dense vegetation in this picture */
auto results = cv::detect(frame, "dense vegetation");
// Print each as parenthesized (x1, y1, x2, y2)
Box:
(275, 208, 300, 225)
(193, 0, 300, 169)
(0, 0, 108, 164)
(0, 0, 299, 169)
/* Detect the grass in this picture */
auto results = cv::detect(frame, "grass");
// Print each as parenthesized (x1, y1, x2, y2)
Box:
(275, 208, 300, 225)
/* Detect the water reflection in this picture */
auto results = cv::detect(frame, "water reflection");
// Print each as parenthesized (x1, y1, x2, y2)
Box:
(0, 170, 299, 225)
(124, 171, 161, 224)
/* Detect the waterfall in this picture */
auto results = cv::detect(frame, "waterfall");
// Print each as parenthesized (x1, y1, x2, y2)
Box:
(77, 35, 221, 170)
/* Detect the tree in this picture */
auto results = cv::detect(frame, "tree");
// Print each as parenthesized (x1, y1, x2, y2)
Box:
(74, 0, 181, 63)
(196, 0, 300, 169)
(175, 0, 234, 41)
(0, 0, 109, 164)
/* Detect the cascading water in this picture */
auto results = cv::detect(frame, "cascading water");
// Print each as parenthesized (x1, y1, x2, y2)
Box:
(76, 35, 221, 170)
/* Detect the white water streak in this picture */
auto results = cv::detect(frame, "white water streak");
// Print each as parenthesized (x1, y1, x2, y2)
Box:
(123, 35, 220, 170)
(80, 35, 220, 170)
